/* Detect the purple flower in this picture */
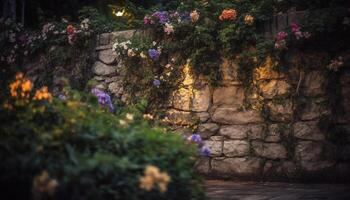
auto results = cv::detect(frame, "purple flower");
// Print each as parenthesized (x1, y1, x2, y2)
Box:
(189, 134, 202, 144)
(199, 146, 211, 157)
(91, 88, 114, 112)
(148, 49, 160, 60)
(58, 94, 67, 101)
(152, 11, 168, 24)
(153, 79, 161, 87)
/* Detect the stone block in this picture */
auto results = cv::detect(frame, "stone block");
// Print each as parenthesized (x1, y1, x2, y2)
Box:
(267, 100, 293, 122)
(219, 124, 265, 140)
(293, 121, 325, 141)
(213, 86, 244, 107)
(166, 109, 192, 125)
(192, 84, 211, 112)
(98, 48, 118, 65)
(211, 157, 261, 176)
(295, 141, 323, 161)
(302, 71, 326, 97)
(93, 61, 116, 76)
(259, 80, 291, 99)
(223, 140, 250, 157)
(197, 123, 220, 139)
(172, 87, 191, 111)
(204, 140, 223, 157)
(252, 141, 288, 159)
(212, 107, 263, 125)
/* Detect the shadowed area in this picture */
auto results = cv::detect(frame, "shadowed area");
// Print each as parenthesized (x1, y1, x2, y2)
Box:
(205, 180, 350, 200)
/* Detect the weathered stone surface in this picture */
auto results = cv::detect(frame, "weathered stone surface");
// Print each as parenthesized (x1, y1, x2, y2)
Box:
(295, 141, 323, 161)
(98, 33, 111, 45)
(253, 56, 285, 80)
(267, 100, 293, 122)
(300, 98, 330, 121)
(172, 87, 191, 111)
(212, 107, 263, 125)
(166, 109, 192, 125)
(219, 124, 265, 140)
(204, 140, 223, 157)
(303, 71, 326, 96)
(197, 123, 220, 139)
(108, 81, 124, 96)
(110, 29, 138, 41)
(281, 161, 298, 176)
(263, 161, 283, 175)
(213, 86, 244, 107)
(212, 157, 261, 176)
(94, 83, 106, 90)
(220, 58, 240, 84)
(252, 141, 288, 159)
(98, 48, 118, 64)
(293, 121, 325, 141)
(266, 124, 282, 142)
(300, 161, 335, 172)
(94, 76, 105, 81)
(195, 112, 210, 122)
(259, 80, 291, 99)
(93, 61, 116, 76)
(192, 84, 211, 112)
(223, 140, 250, 157)
(194, 157, 210, 174)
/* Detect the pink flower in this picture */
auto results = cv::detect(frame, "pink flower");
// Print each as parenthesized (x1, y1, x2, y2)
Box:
(144, 15, 151, 25)
(276, 31, 288, 42)
(164, 23, 174, 35)
(290, 22, 301, 33)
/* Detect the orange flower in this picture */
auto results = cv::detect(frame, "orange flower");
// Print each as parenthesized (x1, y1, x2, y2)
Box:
(190, 10, 200, 23)
(219, 9, 237, 21)
(33, 86, 52, 102)
(66, 25, 75, 35)
(9, 72, 32, 98)
(244, 14, 254, 25)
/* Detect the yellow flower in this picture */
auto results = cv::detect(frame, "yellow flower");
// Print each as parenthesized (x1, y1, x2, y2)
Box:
(139, 175, 154, 191)
(33, 86, 52, 102)
(139, 165, 171, 193)
(244, 14, 254, 25)
(32, 170, 59, 197)
(126, 113, 134, 121)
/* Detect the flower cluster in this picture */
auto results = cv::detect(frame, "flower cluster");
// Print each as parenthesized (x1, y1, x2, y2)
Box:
(327, 56, 344, 71)
(244, 14, 254, 26)
(32, 171, 59, 197)
(9, 72, 53, 103)
(187, 134, 211, 157)
(91, 88, 114, 112)
(274, 23, 311, 50)
(144, 10, 199, 36)
(113, 40, 162, 61)
(275, 31, 288, 50)
(0, 17, 92, 65)
(290, 23, 310, 40)
(219, 9, 237, 21)
(33, 86, 53, 102)
(9, 72, 33, 98)
(139, 165, 171, 193)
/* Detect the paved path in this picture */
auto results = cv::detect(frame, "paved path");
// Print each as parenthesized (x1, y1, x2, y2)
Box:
(205, 180, 350, 200)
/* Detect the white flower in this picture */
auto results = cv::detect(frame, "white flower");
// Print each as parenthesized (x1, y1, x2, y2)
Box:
(164, 23, 174, 35)
(127, 49, 136, 57)
(126, 113, 134, 121)
(80, 18, 90, 30)
(140, 51, 147, 58)
(165, 64, 171, 68)
(153, 41, 157, 46)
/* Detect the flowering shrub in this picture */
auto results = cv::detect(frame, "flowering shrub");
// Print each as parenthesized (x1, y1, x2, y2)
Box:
(0, 73, 205, 200)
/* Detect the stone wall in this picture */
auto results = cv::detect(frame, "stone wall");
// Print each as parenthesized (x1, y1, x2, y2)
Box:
(92, 31, 350, 181)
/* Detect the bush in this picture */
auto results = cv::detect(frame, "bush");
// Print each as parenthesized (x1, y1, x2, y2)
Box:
(0, 75, 205, 200)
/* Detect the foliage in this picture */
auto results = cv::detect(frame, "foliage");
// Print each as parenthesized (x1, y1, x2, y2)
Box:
(0, 75, 205, 200)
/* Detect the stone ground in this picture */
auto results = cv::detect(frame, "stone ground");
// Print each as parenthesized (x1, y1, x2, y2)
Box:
(205, 180, 350, 200)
